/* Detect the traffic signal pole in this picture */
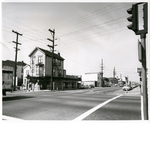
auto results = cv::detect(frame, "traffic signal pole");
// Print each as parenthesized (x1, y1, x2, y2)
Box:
(127, 2, 148, 120)
(140, 33, 148, 120)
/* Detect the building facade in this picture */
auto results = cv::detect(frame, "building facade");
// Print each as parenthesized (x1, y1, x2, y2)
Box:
(23, 47, 81, 90)
(81, 72, 102, 87)
(2, 60, 26, 86)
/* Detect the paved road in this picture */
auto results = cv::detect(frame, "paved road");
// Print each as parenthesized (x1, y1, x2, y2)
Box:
(2, 87, 141, 120)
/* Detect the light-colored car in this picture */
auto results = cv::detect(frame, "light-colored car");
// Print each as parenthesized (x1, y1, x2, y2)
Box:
(122, 86, 132, 91)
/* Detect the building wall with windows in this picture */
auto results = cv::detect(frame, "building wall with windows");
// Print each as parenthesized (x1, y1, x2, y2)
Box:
(30, 50, 46, 77)
(23, 64, 31, 89)
(23, 47, 80, 90)
(52, 57, 64, 77)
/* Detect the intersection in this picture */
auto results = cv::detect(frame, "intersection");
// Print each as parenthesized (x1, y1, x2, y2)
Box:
(2, 87, 141, 121)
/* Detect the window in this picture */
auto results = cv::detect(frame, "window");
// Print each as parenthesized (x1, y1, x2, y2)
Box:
(53, 68, 55, 76)
(36, 66, 39, 75)
(26, 70, 29, 75)
(58, 60, 61, 66)
(38, 55, 43, 63)
(58, 70, 62, 76)
(32, 69, 35, 73)
(31, 56, 36, 65)
(32, 65, 35, 73)
(39, 67, 43, 76)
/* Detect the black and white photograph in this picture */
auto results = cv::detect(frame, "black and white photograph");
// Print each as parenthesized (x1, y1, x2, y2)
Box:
(1, 0, 150, 150)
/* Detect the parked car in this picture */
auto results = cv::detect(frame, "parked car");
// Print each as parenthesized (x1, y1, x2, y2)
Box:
(79, 85, 89, 89)
(89, 85, 95, 88)
(122, 86, 132, 91)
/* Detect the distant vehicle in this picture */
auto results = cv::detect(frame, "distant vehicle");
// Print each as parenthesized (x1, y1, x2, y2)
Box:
(79, 84, 88, 89)
(2, 69, 13, 96)
(131, 84, 136, 88)
(79, 84, 93, 89)
(122, 86, 132, 91)
(89, 85, 95, 88)
(118, 81, 124, 87)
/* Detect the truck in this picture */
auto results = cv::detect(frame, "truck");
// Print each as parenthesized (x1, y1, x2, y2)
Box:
(2, 69, 13, 96)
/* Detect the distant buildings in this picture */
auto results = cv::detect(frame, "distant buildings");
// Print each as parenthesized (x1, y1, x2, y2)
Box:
(81, 72, 124, 87)
(2, 60, 26, 86)
(23, 47, 81, 90)
(81, 72, 102, 87)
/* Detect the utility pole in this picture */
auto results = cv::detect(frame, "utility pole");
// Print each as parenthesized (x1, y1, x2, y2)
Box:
(113, 67, 116, 86)
(140, 33, 148, 120)
(120, 74, 122, 81)
(100, 59, 104, 87)
(47, 29, 56, 91)
(12, 30, 22, 91)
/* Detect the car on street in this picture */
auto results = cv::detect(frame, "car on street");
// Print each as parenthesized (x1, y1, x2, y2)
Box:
(89, 85, 95, 88)
(122, 85, 132, 91)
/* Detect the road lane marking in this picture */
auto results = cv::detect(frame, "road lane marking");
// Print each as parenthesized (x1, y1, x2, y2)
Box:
(2, 115, 24, 121)
(73, 95, 123, 121)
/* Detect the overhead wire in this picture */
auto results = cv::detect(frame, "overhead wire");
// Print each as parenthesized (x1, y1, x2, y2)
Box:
(2, 3, 130, 42)
(57, 15, 128, 38)
(2, 2, 131, 44)
(55, 3, 131, 30)
(2, 3, 138, 74)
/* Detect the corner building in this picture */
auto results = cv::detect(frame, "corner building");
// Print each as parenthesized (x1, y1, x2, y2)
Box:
(23, 47, 81, 90)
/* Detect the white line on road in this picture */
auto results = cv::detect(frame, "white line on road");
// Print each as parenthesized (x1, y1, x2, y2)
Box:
(2, 115, 24, 121)
(73, 95, 123, 121)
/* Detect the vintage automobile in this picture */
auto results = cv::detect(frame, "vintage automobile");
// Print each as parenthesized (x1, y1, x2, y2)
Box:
(122, 85, 132, 91)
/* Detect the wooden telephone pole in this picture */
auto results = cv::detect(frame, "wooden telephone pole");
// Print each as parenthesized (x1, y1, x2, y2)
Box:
(47, 29, 57, 91)
(12, 30, 22, 91)
(100, 59, 104, 87)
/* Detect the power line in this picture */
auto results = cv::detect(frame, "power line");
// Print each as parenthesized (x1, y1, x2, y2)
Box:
(55, 3, 131, 30)
(57, 15, 128, 37)
(59, 27, 127, 45)
(2, 14, 128, 51)
(2, 3, 131, 43)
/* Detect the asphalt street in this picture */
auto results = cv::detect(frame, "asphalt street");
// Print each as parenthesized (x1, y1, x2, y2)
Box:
(2, 87, 141, 120)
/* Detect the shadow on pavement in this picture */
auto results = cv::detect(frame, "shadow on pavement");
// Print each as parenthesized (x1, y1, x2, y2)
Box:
(2, 96, 34, 101)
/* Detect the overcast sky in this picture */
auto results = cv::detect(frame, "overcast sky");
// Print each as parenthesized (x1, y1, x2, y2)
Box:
(1, 1, 149, 82)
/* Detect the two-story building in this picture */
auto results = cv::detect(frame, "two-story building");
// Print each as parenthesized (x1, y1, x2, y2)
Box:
(23, 47, 81, 90)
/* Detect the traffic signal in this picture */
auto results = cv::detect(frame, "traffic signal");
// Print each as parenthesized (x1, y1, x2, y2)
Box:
(127, 4, 138, 34)
(143, 3, 148, 34)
